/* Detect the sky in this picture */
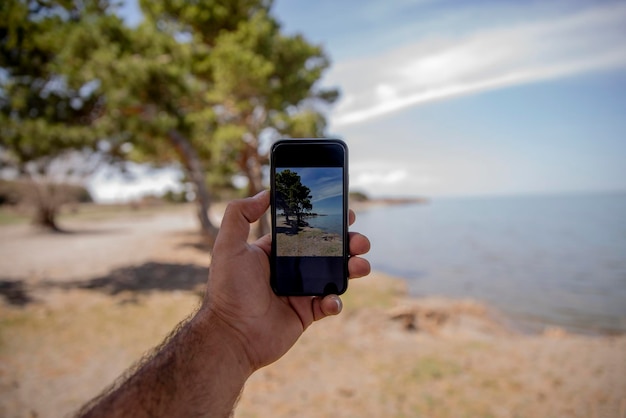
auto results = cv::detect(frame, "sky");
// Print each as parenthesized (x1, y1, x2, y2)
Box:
(94, 0, 626, 200)
(278, 167, 344, 214)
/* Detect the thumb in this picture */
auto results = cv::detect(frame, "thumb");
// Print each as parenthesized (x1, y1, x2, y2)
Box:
(216, 190, 270, 246)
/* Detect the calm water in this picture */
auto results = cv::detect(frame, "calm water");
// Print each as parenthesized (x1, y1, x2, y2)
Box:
(355, 192, 626, 334)
(307, 213, 343, 235)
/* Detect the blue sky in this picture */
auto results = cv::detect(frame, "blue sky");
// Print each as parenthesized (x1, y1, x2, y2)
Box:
(273, 0, 626, 198)
(278, 167, 343, 214)
(98, 0, 626, 201)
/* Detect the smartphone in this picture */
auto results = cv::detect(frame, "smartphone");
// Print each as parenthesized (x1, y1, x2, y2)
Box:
(270, 139, 349, 296)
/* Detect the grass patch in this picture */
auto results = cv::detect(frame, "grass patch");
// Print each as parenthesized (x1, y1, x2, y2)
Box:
(0, 311, 36, 349)
(57, 203, 193, 222)
(410, 356, 462, 382)
(342, 273, 406, 311)
(0, 203, 194, 227)
(0, 208, 30, 225)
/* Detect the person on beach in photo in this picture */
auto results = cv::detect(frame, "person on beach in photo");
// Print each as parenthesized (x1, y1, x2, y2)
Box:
(75, 190, 371, 418)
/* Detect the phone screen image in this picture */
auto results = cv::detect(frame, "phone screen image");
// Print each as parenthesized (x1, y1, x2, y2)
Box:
(270, 140, 348, 296)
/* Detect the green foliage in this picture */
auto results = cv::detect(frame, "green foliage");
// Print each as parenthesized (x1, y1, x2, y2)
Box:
(57, 11, 193, 163)
(275, 169, 312, 225)
(349, 190, 370, 202)
(207, 8, 338, 138)
(140, 0, 272, 45)
(1, 0, 337, 178)
(0, 1, 130, 230)
(0, 0, 108, 164)
(162, 188, 186, 203)
(0, 0, 339, 234)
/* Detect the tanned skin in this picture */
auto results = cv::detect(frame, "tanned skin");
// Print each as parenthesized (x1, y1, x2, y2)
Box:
(76, 190, 371, 418)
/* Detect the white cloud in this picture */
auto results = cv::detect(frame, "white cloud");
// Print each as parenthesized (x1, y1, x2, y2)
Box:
(329, 2, 626, 127)
(88, 164, 184, 203)
(311, 180, 343, 202)
(352, 169, 408, 187)
(350, 161, 404, 187)
(349, 161, 440, 196)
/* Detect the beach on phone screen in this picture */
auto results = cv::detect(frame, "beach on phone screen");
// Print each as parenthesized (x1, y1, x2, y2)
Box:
(274, 167, 343, 257)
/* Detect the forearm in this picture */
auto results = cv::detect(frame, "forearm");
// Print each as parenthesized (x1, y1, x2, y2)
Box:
(77, 308, 253, 418)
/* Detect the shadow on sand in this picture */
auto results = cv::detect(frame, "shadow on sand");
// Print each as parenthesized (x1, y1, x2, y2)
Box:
(0, 280, 35, 306)
(276, 218, 311, 236)
(275, 225, 299, 236)
(59, 262, 209, 294)
(30, 224, 127, 236)
(0, 262, 209, 306)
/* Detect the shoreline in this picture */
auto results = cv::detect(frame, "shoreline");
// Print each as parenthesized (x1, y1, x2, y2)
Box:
(349, 196, 429, 212)
(373, 271, 626, 338)
(347, 197, 626, 338)
(375, 271, 626, 338)
(353, 272, 626, 338)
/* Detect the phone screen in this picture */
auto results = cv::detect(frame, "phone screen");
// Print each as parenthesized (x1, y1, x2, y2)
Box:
(270, 139, 348, 296)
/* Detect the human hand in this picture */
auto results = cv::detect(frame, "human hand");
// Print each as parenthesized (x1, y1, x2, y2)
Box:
(201, 190, 371, 372)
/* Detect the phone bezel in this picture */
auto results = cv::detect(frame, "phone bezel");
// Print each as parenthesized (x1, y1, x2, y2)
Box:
(270, 138, 349, 296)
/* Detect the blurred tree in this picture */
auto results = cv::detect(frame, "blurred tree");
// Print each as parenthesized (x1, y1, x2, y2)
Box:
(55, 1, 224, 241)
(1, 0, 338, 241)
(139, 0, 339, 237)
(57, 1, 278, 242)
(206, 9, 339, 236)
(0, 0, 109, 230)
(349, 190, 369, 202)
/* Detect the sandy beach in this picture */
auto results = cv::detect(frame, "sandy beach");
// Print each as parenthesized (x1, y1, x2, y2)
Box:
(275, 215, 342, 257)
(1, 205, 625, 417)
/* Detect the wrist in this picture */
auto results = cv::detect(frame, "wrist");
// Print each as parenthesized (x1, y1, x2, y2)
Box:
(147, 307, 254, 417)
(78, 306, 255, 418)
(191, 306, 255, 379)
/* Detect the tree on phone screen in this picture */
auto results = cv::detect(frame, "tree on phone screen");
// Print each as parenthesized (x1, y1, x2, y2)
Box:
(275, 169, 312, 231)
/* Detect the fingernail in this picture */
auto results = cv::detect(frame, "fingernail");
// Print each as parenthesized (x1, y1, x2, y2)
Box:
(334, 296, 343, 314)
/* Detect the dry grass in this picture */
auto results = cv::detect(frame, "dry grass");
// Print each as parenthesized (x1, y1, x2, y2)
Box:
(0, 290, 200, 417)
(2, 274, 625, 418)
(237, 275, 626, 418)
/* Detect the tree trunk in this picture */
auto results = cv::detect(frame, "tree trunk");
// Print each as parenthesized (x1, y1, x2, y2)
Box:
(168, 129, 219, 247)
(27, 175, 62, 232)
(35, 203, 61, 231)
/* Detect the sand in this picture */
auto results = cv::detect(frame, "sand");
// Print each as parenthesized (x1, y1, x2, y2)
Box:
(275, 215, 342, 257)
(0, 204, 625, 418)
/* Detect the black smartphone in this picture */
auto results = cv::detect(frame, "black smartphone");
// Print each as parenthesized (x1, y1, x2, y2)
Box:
(270, 139, 349, 296)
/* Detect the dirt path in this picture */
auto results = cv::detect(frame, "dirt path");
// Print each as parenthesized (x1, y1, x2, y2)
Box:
(0, 205, 206, 283)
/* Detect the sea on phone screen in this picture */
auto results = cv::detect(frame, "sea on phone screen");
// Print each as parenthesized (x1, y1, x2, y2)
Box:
(275, 167, 343, 257)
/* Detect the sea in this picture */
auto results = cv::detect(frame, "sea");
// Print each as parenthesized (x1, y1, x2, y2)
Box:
(307, 213, 343, 235)
(354, 192, 626, 335)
